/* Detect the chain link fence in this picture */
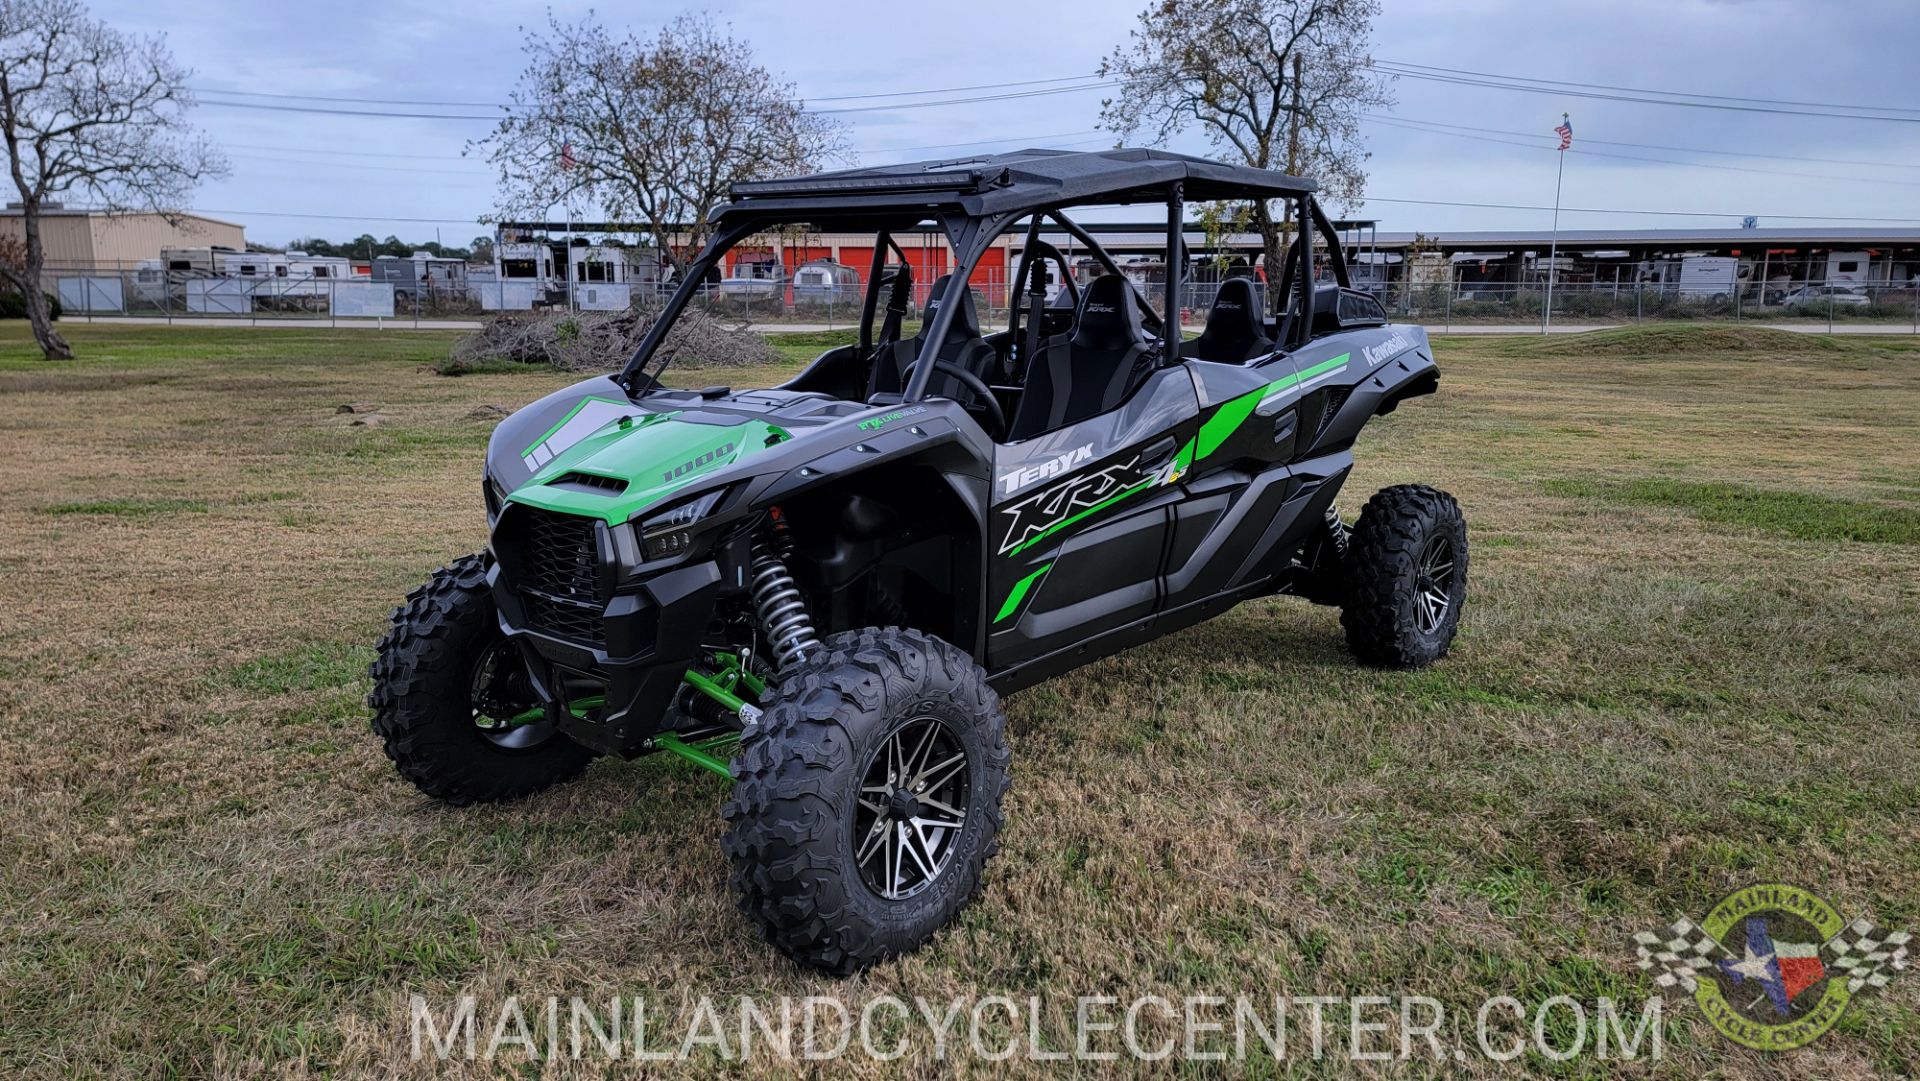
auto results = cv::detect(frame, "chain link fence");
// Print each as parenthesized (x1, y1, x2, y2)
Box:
(1363, 279, 1920, 333)
(35, 265, 1920, 334)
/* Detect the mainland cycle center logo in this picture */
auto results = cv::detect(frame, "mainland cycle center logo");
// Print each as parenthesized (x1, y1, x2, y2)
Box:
(1631, 883, 1910, 1050)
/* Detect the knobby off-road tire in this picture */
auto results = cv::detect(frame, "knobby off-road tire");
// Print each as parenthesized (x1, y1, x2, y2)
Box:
(722, 627, 1011, 975)
(1341, 485, 1469, 668)
(368, 553, 595, 805)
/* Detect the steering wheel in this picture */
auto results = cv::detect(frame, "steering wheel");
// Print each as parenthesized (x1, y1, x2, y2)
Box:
(901, 358, 1006, 437)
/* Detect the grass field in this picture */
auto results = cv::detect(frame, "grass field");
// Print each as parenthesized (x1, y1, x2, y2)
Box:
(2, 322, 1917, 1077)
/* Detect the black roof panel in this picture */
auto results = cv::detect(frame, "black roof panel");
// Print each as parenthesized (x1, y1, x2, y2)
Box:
(716, 147, 1315, 223)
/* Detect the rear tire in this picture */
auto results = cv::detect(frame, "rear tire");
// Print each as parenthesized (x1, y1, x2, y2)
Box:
(1341, 485, 1468, 668)
(368, 553, 596, 805)
(722, 627, 1010, 975)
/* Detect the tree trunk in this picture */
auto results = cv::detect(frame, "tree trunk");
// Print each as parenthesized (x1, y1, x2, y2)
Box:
(19, 206, 72, 359)
(24, 284, 68, 359)
(1253, 200, 1286, 317)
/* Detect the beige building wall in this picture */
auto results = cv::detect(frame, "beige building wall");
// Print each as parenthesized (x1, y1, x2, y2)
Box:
(0, 210, 246, 271)
(89, 214, 245, 268)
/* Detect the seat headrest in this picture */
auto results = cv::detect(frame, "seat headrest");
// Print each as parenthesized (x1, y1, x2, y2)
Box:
(917, 274, 981, 342)
(1071, 275, 1146, 350)
(1202, 277, 1265, 346)
(1190, 278, 1267, 362)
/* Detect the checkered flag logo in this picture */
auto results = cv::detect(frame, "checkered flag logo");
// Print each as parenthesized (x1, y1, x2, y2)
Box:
(1632, 918, 1729, 992)
(1823, 918, 1912, 994)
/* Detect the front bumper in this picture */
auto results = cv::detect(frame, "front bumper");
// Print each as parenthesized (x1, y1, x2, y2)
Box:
(489, 556, 722, 757)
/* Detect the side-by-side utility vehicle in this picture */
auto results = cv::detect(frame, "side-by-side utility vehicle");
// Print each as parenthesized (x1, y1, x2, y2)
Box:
(369, 149, 1467, 973)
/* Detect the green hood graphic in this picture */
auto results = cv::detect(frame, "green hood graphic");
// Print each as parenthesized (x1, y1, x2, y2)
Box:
(505, 404, 786, 524)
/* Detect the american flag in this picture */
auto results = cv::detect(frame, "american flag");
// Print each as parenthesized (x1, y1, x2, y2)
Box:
(1554, 114, 1573, 151)
(560, 140, 576, 171)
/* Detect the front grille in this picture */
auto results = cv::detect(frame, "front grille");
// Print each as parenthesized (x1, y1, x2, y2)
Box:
(521, 592, 606, 647)
(521, 509, 600, 600)
(503, 508, 607, 647)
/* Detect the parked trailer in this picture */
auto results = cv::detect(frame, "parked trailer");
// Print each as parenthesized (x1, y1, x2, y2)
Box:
(720, 256, 786, 300)
(371, 251, 471, 303)
(1676, 255, 1743, 300)
(790, 259, 861, 305)
(1825, 250, 1872, 285)
(495, 242, 564, 307)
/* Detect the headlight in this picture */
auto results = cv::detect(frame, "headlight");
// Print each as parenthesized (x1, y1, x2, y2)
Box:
(637, 488, 727, 561)
(484, 472, 509, 520)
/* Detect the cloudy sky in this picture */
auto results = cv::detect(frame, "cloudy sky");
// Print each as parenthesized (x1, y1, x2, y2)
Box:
(93, 0, 1920, 247)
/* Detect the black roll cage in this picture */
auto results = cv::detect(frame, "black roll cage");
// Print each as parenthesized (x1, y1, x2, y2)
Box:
(615, 189, 1352, 399)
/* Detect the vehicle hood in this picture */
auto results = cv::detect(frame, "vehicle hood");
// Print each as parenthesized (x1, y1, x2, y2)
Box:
(505, 406, 787, 524)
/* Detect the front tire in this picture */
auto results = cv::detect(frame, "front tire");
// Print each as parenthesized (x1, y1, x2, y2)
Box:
(722, 627, 1011, 975)
(1341, 485, 1468, 668)
(367, 553, 596, 805)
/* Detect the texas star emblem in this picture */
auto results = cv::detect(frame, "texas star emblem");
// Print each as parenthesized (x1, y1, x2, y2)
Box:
(1630, 883, 1909, 1051)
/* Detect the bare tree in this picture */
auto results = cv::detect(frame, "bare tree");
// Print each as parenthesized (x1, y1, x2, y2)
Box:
(1100, 0, 1393, 310)
(0, 0, 224, 358)
(476, 12, 847, 277)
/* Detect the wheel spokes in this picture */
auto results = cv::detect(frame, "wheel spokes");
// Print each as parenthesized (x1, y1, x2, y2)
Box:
(856, 816, 889, 866)
(903, 721, 939, 781)
(912, 751, 967, 795)
(916, 795, 966, 822)
(902, 822, 939, 883)
(855, 717, 972, 901)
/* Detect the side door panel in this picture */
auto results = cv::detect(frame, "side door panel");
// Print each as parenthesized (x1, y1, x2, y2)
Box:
(1161, 341, 1357, 606)
(985, 367, 1199, 670)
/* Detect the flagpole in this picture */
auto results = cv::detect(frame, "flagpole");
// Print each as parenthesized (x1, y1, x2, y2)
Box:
(1543, 112, 1567, 334)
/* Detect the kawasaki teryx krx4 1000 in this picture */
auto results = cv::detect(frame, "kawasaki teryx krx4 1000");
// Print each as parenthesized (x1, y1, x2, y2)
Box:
(369, 149, 1464, 974)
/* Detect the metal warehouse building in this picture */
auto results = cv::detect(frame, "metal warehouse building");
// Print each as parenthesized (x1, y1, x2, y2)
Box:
(0, 204, 246, 273)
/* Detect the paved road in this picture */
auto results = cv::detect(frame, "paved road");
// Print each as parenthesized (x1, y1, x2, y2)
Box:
(65, 315, 1920, 336)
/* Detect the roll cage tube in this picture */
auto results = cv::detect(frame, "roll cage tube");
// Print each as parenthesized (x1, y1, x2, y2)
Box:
(1046, 210, 1163, 331)
(901, 196, 1192, 405)
(1163, 181, 1183, 360)
(1271, 194, 1355, 351)
(857, 233, 914, 360)
(902, 211, 1011, 403)
(1308, 197, 1353, 288)
(616, 217, 763, 394)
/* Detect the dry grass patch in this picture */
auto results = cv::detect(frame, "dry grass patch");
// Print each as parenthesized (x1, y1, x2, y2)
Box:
(1, 323, 1917, 1077)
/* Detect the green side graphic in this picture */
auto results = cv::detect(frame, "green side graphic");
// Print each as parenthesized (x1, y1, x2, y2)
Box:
(1007, 478, 1157, 556)
(1194, 352, 1351, 464)
(994, 562, 1053, 623)
(1195, 392, 1261, 460)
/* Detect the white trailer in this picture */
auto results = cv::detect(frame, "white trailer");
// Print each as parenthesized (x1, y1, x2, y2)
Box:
(1825, 250, 1871, 285)
(1677, 255, 1742, 300)
(221, 252, 290, 281)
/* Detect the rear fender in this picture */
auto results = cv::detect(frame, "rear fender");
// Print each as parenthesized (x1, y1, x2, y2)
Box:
(1296, 325, 1438, 456)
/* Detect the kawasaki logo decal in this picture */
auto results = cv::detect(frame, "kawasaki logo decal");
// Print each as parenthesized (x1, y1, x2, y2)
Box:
(998, 444, 1093, 495)
(1362, 332, 1414, 367)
